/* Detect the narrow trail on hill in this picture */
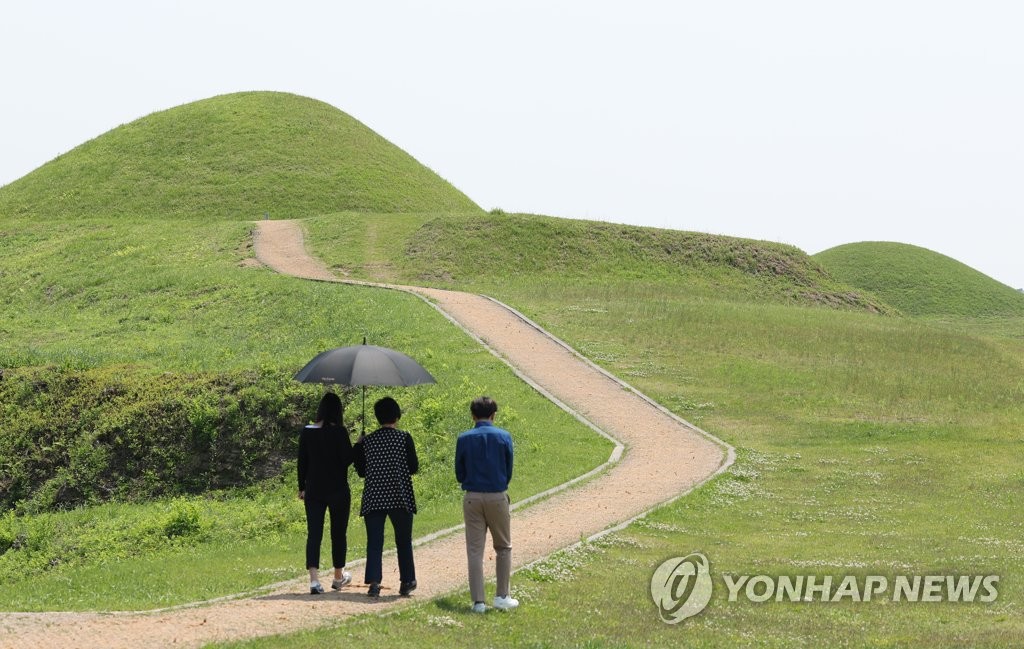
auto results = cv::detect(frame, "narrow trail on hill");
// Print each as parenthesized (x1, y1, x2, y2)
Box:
(0, 220, 733, 649)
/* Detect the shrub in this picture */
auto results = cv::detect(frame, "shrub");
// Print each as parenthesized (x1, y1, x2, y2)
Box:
(0, 365, 324, 513)
(162, 498, 205, 540)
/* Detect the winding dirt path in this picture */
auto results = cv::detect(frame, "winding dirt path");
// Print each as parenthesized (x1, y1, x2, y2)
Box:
(0, 220, 733, 648)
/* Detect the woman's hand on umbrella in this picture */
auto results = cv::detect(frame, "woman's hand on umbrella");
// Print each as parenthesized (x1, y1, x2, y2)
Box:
(298, 490, 305, 500)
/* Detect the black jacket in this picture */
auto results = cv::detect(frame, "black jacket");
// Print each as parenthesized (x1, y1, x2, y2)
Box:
(297, 423, 353, 501)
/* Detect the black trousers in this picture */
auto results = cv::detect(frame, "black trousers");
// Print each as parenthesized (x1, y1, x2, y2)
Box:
(304, 492, 350, 569)
(363, 509, 415, 584)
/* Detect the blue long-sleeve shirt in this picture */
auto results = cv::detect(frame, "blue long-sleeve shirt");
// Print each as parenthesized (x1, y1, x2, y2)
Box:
(455, 420, 514, 492)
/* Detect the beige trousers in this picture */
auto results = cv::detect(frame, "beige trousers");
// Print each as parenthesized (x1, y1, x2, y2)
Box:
(462, 491, 512, 603)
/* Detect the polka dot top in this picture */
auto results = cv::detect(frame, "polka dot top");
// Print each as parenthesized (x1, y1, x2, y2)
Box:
(353, 427, 419, 516)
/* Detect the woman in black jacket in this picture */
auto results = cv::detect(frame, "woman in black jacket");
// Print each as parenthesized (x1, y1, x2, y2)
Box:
(298, 391, 354, 594)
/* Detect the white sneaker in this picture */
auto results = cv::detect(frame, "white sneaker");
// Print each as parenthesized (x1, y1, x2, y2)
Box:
(331, 571, 352, 590)
(492, 595, 519, 610)
(471, 602, 487, 613)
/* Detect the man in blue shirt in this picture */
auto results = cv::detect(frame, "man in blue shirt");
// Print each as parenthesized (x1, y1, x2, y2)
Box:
(455, 396, 518, 613)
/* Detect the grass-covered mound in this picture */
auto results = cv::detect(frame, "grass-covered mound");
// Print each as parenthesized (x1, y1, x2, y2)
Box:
(815, 241, 1024, 317)
(305, 212, 895, 313)
(0, 91, 481, 220)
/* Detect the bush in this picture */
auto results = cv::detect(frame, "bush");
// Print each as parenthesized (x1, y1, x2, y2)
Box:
(0, 365, 324, 513)
(162, 498, 205, 540)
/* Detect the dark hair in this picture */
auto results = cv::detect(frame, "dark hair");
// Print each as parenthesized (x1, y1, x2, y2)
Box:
(470, 396, 498, 420)
(374, 396, 401, 425)
(316, 392, 343, 426)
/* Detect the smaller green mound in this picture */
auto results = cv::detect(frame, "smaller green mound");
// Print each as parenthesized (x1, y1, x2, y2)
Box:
(399, 213, 892, 312)
(0, 91, 481, 219)
(815, 241, 1024, 317)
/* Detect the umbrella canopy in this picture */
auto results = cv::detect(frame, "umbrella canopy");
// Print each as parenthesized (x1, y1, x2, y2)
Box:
(294, 341, 436, 435)
(294, 343, 436, 387)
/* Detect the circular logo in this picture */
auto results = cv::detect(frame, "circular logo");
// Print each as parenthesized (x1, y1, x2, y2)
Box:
(651, 552, 713, 624)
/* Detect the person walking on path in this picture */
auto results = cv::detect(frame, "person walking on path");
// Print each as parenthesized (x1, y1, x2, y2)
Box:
(298, 392, 354, 595)
(455, 396, 518, 613)
(353, 396, 419, 598)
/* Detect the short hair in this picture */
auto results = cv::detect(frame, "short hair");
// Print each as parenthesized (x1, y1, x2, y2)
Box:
(374, 396, 402, 425)
(470, 396, 498, 419)
(316, 392, 343, 426)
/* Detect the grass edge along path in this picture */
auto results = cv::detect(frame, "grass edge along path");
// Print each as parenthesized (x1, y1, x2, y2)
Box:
(0, 220, 733, 649)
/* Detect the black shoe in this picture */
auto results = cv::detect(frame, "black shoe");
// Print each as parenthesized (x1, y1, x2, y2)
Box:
(399, 580, 417, 596)
(367, 582, 381, 597)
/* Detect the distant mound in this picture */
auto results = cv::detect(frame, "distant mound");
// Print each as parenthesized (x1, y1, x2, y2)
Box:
(0, 91, 481, 219)
(814, 242, 1024, 317)
(400, 213, 894, 313)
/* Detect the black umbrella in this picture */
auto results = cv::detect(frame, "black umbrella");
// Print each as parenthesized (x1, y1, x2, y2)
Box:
(294, 339, 436, 432)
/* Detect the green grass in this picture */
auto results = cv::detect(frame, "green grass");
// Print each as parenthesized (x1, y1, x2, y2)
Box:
(0, 92, 482, 220)
(0, 215, 441, 369)
(223, 215, 1024, 647)
(815, 241, 1024, 317)
(224, 292, 1023, 648)
(0, 487, 305, 611)
(0, 215, 611, 611)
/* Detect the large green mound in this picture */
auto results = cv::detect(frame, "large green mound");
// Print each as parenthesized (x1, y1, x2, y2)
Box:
(307, 213, 894, 313)
(419, 215, 898, 313)
(0, 91, 481, 219)
(814, 241, 1024, 317)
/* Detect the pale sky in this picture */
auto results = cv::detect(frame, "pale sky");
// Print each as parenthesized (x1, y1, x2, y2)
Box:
(2, 1, 1022, 289)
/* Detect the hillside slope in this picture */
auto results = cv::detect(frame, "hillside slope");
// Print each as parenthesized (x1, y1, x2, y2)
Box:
(814, 241, 1024, 317)
(0, 92, 481, 219)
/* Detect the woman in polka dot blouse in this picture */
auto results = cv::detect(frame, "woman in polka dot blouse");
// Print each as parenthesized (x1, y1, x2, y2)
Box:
(352, 396, 419, 597)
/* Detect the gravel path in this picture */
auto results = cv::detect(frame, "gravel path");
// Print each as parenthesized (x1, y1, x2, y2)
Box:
(0, 220, 733, 648)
